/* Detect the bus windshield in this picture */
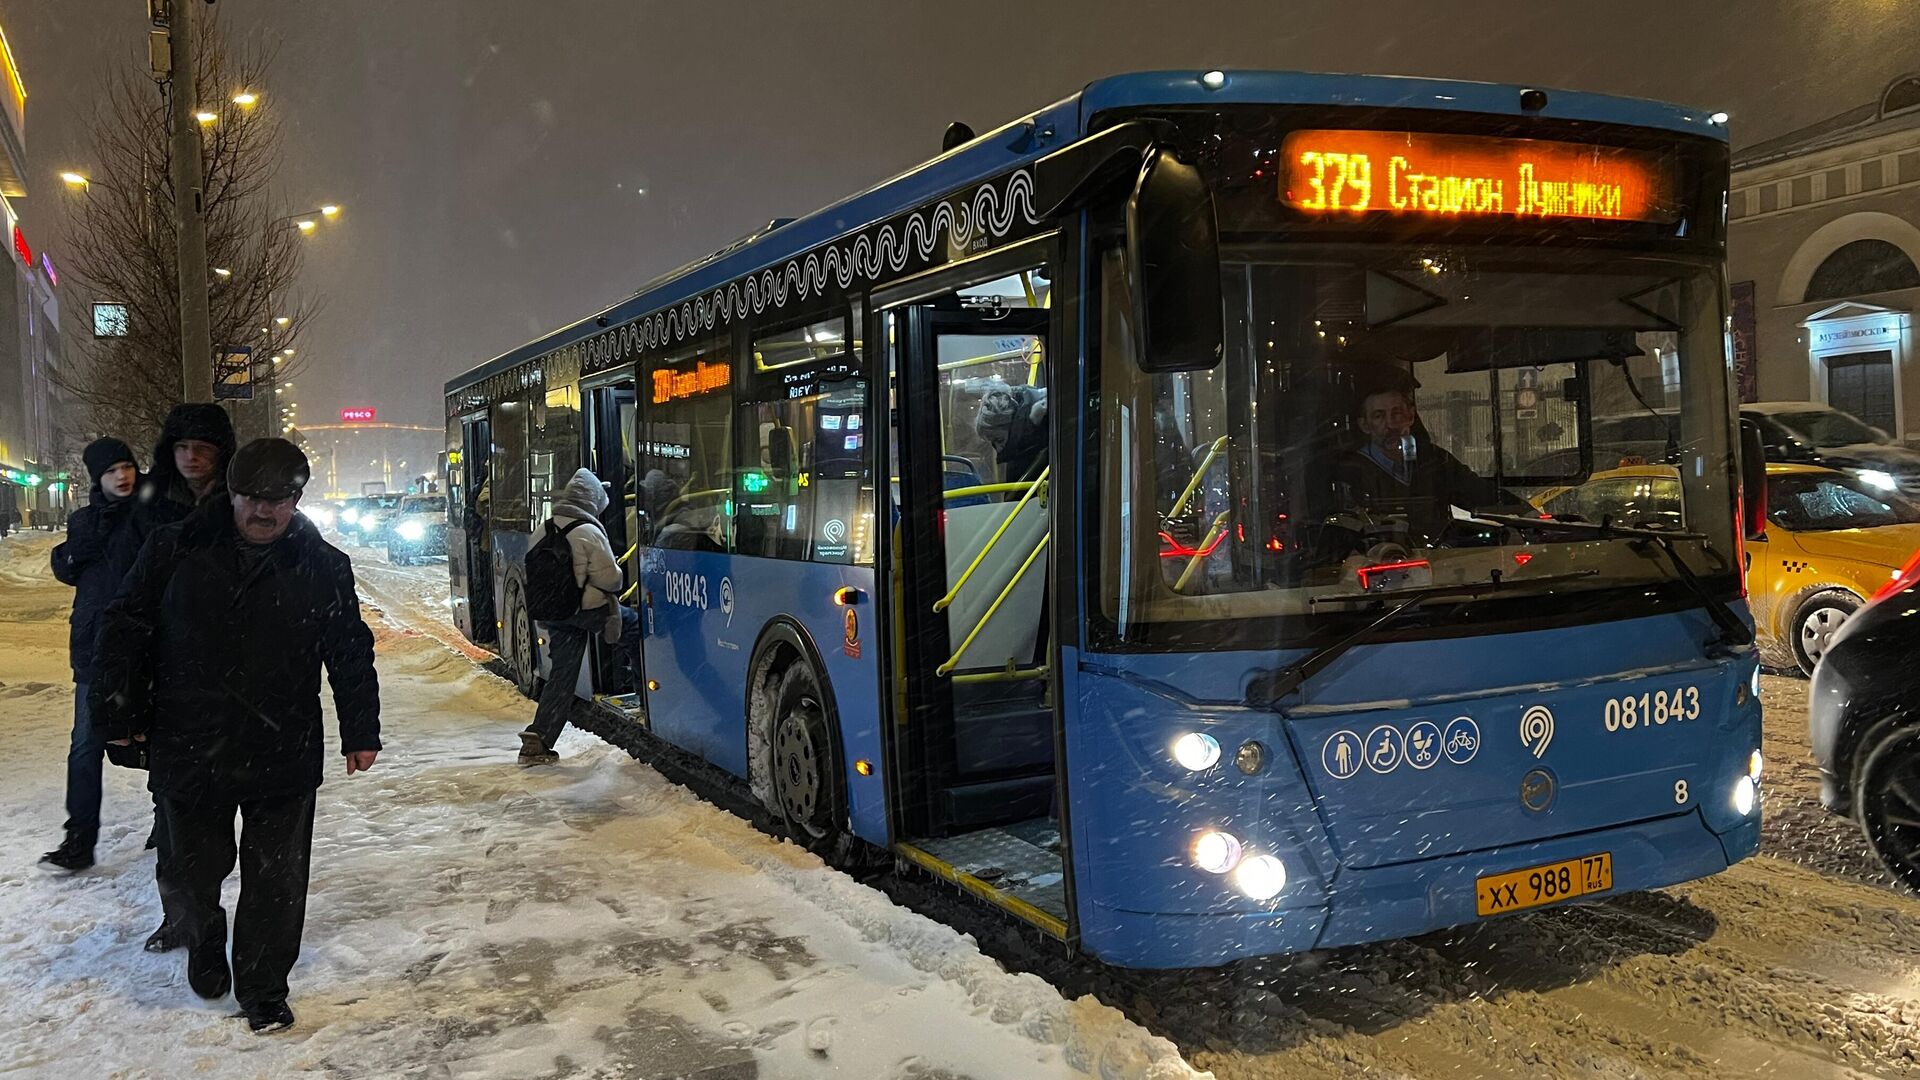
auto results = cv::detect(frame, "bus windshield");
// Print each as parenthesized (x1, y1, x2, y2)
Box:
(1096, 241, 1738, 648)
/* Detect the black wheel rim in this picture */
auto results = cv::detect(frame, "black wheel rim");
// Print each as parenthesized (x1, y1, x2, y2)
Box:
(511, 593, 534, 684)
(1871, 750, 1920, 878)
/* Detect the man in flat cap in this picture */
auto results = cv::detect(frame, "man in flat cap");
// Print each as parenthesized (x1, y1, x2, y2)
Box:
(92, 438, 381, 1034)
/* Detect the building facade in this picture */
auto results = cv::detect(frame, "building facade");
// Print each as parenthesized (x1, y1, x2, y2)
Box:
(297, 422, 445, 500)
(0, 19, 72, 527)
(1729, 74, 1920, 444)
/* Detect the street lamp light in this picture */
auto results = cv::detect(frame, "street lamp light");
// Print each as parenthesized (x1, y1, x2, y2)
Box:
(320, 205, 339, 217)
(213, 267, 232, 278)
(194, 110, 218, 125)
(60, 171, 89, 187)
(232, 91, 258, 107)
(296, 219, 316, 232)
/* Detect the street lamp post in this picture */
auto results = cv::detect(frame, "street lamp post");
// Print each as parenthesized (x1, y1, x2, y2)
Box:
(159, 0, 214, 404)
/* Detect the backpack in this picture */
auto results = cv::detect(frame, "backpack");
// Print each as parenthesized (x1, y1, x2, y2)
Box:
(525, 519, 591, 622)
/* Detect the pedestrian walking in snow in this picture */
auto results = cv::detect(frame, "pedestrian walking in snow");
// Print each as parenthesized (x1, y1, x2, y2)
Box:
(123, 402, 239, 952)
(91, 438, 381, 1034)
(39, 438, 143, 873)
(518, 467, 639, 764)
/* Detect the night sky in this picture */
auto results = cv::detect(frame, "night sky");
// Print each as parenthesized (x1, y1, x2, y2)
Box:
(4, 0, 1914, 429)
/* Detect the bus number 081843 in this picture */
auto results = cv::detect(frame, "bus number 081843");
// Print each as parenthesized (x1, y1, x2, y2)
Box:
(1603, 687, 1700, 732)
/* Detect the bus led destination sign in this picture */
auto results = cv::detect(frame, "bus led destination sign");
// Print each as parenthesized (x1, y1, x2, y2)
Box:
(1281, 129, 1679, 224)
(651, 359, 730, 404)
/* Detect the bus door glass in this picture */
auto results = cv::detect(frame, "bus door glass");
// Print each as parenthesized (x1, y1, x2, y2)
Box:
(888, 262, 1069, 932)
(585, 379, 644, 702)
(457, 413, 495, 642)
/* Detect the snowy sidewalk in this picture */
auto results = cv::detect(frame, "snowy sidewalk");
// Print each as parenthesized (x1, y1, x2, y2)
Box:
(0, 533, 1199, 1079)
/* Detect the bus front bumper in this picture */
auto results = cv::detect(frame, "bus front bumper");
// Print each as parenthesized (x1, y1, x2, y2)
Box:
(1080, 808, 1758, 969)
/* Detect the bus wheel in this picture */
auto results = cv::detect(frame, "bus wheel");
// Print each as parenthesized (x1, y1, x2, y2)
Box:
(770, 663, 840, 852)
(505, 583, 539, 697)
(1857, 725, 1920, 891)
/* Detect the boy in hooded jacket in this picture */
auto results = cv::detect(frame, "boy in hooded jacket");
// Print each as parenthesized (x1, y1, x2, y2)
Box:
(40, 438, 143, 872)
(519, 467, 640, 763)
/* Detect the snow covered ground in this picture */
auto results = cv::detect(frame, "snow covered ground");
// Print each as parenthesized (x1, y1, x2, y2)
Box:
(0, 531, 1199, 1079)
(10, 524, 1920, 1079)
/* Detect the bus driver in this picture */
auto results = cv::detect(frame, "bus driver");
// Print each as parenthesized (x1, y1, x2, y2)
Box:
(1338, 378, 1504, 533)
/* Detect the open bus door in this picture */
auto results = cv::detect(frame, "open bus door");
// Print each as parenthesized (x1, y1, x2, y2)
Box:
(454, 413, 496, 644)
(880, 247, 1072, 941)
(583, 377, 646, 710)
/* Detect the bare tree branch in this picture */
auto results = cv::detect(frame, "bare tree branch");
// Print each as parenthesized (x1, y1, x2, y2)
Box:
(54, 14, 317, 452)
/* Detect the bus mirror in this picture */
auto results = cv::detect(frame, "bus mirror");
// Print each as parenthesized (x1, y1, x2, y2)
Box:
(1739, 417, 1768, 540)
(1126, 148, 1223, 373)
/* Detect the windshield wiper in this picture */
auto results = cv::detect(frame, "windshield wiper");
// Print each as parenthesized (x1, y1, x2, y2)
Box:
(1244, 570, 1599, 710)
(1467, 511, 1753, 654)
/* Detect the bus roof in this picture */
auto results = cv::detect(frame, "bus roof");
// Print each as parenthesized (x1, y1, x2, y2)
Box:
(447, 70, 1725, 396)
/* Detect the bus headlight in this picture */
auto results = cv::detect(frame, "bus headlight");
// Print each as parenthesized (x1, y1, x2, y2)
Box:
(1748, 749, 1764, 781)
(1172, 732, 1221, 772)
(397, 520, 427, 542)
(1733, 775, 1758, 816)
(1192, 830, 1243, 874)
(1233, 854, 1288, 900)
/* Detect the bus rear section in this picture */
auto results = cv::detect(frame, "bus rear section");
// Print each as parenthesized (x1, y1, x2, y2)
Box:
(1070, 102, 1762, 967)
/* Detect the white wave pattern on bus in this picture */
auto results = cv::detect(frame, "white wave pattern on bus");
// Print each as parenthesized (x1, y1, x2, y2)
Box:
(559, 169, 1040, 376)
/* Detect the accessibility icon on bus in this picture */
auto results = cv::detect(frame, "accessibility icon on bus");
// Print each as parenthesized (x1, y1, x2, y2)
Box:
(1444, 716, 1481, 765)
(1322, 730, 1363, 780)
(1365, 724, 1404, 774)
(1405, 720, 1442, 769)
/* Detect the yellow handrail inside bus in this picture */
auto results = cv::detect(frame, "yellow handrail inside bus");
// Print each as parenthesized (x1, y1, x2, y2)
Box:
(937, 346, 1032, 373)
(1173, 511, 1231, 593)
(659, 486, 728, 517)
(934, 469, 1047, 613)
(937, 534, 1049, 677)
(1168, 436, 1228, 520)
(953, 661, 1049, 686)
(941, 481, 1033, 502)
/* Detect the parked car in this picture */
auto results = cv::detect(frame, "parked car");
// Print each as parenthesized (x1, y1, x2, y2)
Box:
(1807, 546, 1920, 889)
(1534, 462, 1920, 675)
(1742, 401, 1920, 500)
(386, 494, 449, 565)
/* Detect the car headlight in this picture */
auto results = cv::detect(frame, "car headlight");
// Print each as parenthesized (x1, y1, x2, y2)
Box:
(341, 508, 360, 525)
(1171, 732, 1221, 772)
(1857, 469, 1898, 492)
(397, 520, 426, 542)
(303, 507, 333, 529)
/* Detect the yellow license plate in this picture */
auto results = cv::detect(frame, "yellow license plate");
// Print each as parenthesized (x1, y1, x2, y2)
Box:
(1476, 852, 1612, 916)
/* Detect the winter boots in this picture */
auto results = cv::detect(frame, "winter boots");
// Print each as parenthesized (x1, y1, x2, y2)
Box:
(187, 940, 231, 999)
(244, 1000, 295, 1034)
(517, 731, 558, 765)
(38, 830, 96, 872)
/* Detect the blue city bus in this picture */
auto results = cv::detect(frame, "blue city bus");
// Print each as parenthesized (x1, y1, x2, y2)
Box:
(443, 70, 1768, 968)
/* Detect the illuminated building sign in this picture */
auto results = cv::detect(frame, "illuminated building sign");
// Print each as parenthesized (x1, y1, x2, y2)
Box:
(1281, 130, 1679, 224)
(651, 359, 730, 404)
(11, 224, 29, 267)
(341, 407, 377, 423)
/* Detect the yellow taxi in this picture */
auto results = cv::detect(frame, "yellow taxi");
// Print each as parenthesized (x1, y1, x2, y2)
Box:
(1533, 463, 1920, 676)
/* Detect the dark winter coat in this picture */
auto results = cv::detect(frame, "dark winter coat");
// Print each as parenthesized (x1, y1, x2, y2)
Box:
(90, 498, 381, 800)
(49, 480, 143, 682)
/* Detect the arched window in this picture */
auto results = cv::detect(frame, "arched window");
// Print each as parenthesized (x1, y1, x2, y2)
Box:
(1883, 75, 1920, 117)
(1804, 239, 1920, 302)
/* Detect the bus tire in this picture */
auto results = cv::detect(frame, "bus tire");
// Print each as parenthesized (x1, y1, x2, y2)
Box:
(769, 661, 842, 854)
(504, 579, 540, 697)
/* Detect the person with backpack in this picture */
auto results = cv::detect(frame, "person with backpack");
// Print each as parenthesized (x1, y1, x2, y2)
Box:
(519, 467, 638, 765)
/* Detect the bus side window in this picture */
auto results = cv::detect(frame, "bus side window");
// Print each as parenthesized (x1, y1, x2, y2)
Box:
(644, 328, 734, 553)
(489, 397, 532, 532)
(737, 310, 872, 564)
